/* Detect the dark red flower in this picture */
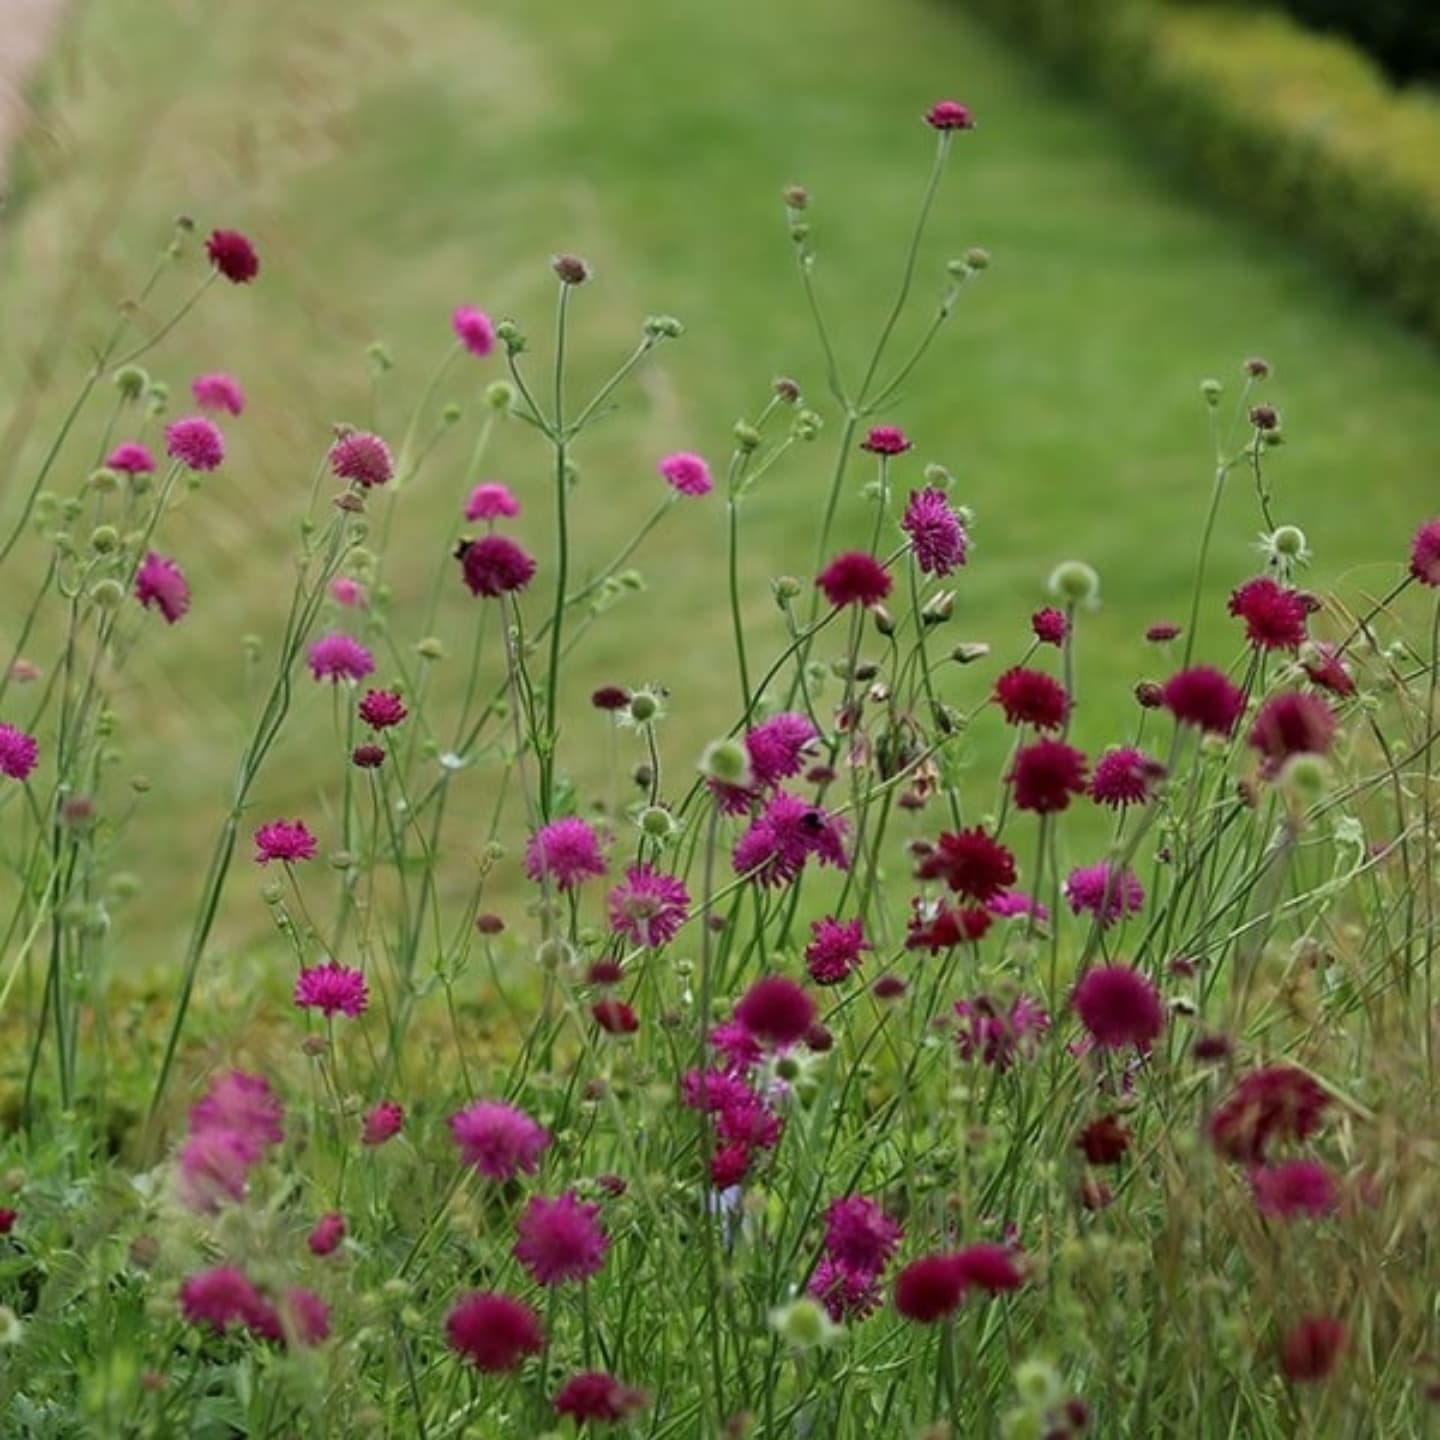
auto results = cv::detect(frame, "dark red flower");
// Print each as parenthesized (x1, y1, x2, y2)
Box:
(1145, 622, 1182, 643)
(914, 826, 1016, 901)
(1301, 643, 1355, 697)
(1248, 692, 1336, 776)
(1072, 964, 1163, 1050)
(457, 534, 536, 597)
(860, 426, 911, 455)
(1076, 1115, 1131, 1165)
(1250, 1159, 1337, 1219)
(1281, 1316, 1346, 1383)
(1229, 577, 1308, 651)
(816, 551, 892, 609)
(1031, 607, 1068, 645)
(592, 999, 639, 1035)
(952, 1242, 1024, 1295)
(554, 1371, 648, 1424)
(1008, 740, 1088, 814)
(446, 1292, 543, 1373)
(1161, 666, 1246, 736)
(205, 229, 259, 283)
(993, 667, 1071, 731)
(352, 743, 386, 769)
(894, 1254, 965, 1322)
(906, 901, 992, 952)
(734, 976, 815, 1048)
(1209, 1065, 1330, 1163)
(925, 100, 974, 131)
(591, 685, 631, 711)
(1409, 519, 1440, 586)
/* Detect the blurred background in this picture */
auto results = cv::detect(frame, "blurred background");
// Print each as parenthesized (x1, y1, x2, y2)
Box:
(1, 0, 1437, 965)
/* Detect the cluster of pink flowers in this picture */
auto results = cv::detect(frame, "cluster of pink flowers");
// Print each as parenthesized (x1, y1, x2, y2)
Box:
(176, 1070, 284, 1213)
(894, 1241, 1026, 1324)
(809, 1195, 903, 1321)
(180, 1266, 329, 1348)
(526, 815, 607, 891)
(708, 710, 820, 814)
(732, 790, 848, 887)
(1064, 862, 1145, 928)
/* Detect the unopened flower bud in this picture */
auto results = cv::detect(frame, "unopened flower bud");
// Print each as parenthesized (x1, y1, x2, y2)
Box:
(768, 1297, 838, 1350)
(90, 525, 119, 553)
(1200, 378, 1222, 405)
(628, 690, 660, 724)
(1270, 525, 1306, 559)
(794, 410, 823, 441)
(772, 575, 802, 604)
(773, 376, 800, 403)
(700, 738, 752, 789)
(484, 380, 516, 413)
(365, 341, 393, 373)
(922, 590, 955, 625)
(872, 604, 896, 637)
(495, 319, 525, 354)
(1134, 680, 1163, 709)
(91, 579, 124, 610)
(733, 420, 761, 454)
(1279, 753, 1328, 808)
(416, 636, 444, 660)
(552, 253, 590, 285)
(789, 223, 810, 245)
(1249, 403, 1279, 432)
(640, 806, 676, 840)
(783, 184, 808, 211)
(1048, 560, 1100, 606)
(643, 314, 684, 339)
(964, 246, 990, 270)
(441, 402, 461, 426)
(951, 642, 990, 665)
(1244, 356, 1270, 379)
(113, 365, 148, 400)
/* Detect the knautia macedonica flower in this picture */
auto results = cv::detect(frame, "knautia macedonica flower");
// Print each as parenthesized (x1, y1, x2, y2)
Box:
(553, 1372, 649, 1425)
(1248, 692, 1336, 777)
(822, 1196, 903, 1275)
(1408, 518, 1440, 586)
(1229, 576, 1308, 651)
(134, 552, 191, 624)
(805, 916, 869, 985)
(732, 791, 848, 887)
(452, 305, 496, 357)
(330, 576, 367, 608)
(894, 1254, 965, 1323)
(464, 482, 520, 521)
(253, 819, 317, 864)
(1301, 641, 1355, 697)
(925, 99, 974, 130)
(860, 425, 911, 455)
(901, 487, 967, 576)
(1208, 1065, 1330, 1163)
(905, 899, 992, 951)
(1281, 1316, 1346, 1382)
(294, 962, 369, 1018)
(816, 551, 892, 609)
(993, 666, 1071, 731)
(206, 228, 259, 283)
(809, 1258, 884, 1322)
(1089, 746, 1164, 808)
(592, 998, 639, 1035)
(175, 1129, 253, 1213)
(1032, 607, 1068, 645)
(191, 372, 245, 416)
(1076, 1115, 1131, 1165)
(953, 994, 1050, 1071)
(308, 1212, 346, 1256)
(953, 1242, 1025, 1295)
(658, 452, 713, 497)
(1161, 666, 1246, 736)
(106, 441, 155, 474)
(514, 1191, 609, 1286)
(526, 816, 606, 891)
(358, 688, 407, 730)
(915, 826, 1016, 900)
(361, 1100, 404, 1147)
(1064, 862, 1145, 928)
(1146, 621, 1182, 643)
(1008, 739, 1088, 814)
(457, 534, 536, 597)
(179, 1266, 267, 1334)
(307, 633, 375, 684)
(446, 1292, 544, 1373)
(986, 890, 1050, 924)
(745, 712, 819, 786)
(165, 416, 225, 472)
(1250, 1159, 1338, 1220)
(734, 975, 815, 1049)
(329, 431, 394, 488)
(449, 1100, 550, 1180)
(0, 724, 39, 782)
(1072, 964, 1163, 1050)
(188, 1070, 284, 1156)
(606, 864, 689, 948)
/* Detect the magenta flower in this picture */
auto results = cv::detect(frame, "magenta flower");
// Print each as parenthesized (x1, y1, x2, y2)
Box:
(659, 452, 713, 498)
(809, 1258, 884, 1322)
(307, 633, 375, 684)
(1409, 518, 1440, 586)
(179, 1266, 267, 1334)
(1031, 607, 1068, 645)
(953, 993, 1050, 1071)
(553, 1372, 649, 1424)
(165, 416, 225, 472)
(894, 1254, 966, 1323)
(452, 306, 496, 357)
(823, 1196, 903, 1275)
(188, 1070, 284, 1156)
(1007, 739, 1088, 814)
(1248, 692, 1336, 777)
(745, 712, 819, 786)
(464, 482, 520, 521)
(1250, 1159, 1338, 1220)
(994, 666, 1070, 731)
(1089, 746, 1163, 808)
(330, 577, 367, 608)
(1162, 666, 1247, 737)
(254, 819, 317, 864)
(176, 1129, 253, 1213)
(457, 534, 536, 597)
(206, 229, 259, 284)
(191, 372, 245, 416)
(816, 551, 891, 609)
(0, 724, 39, 782)
(362, 1100, 405, 1147)
(294, 962, 369, 1018)
(953, 1242, 1025, 1295)
(860, 426, 911, 455)
(134, 552, 191, 624)
(526, 816, 607, 891)
(358, 688, 407, 730)
(606, 864, 689, 948)
(106, 442, 155, 474)
(308, 1211, 346, 1256)
(1072, 964, 1163, 1050)
(732, 790, 848, 887)
(1209, 1065, 1330, 1163)
(450, 1100, 550, 1180)
(925, 100, 974, 131)
(804, 916, 869, 985)
(1064, 862, 1145, 928)
(915, 826, 1016, 901)
(514, 1191, 609, 1286)
(447, 1292, 544, 1373)
(1229, 577, 1308, 652)
(329, 431, 393, 488)
(902, 487, 967, 576)
(734, 975, 815, 1048)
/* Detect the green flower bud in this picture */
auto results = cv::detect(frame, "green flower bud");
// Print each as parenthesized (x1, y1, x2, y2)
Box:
(618, 570, 644, 592)
(1279, 753, 1328, 808)
(1013, 1359, 1063, 1410)
(643, 314, 685, 340)
(417, 636, 444, 660)
(873, 604, 896, 637)
(495, 319, 526, 355)
(964, 246, 991, 270)
(1200, 378, 1223, 405)
(484, 380, 516, 413)
(112, 365, 148, 399)
(783, 184, 809, 211)
(91, 579, 125, 609)
(1271, 525, 1306, 558)
(640, 806, 676, 840)
(794, 410, 823, 441)
(951, 642, 990, 665)
(733, 420, 761, 454)
(628, 690, 661, 724)
(365, 341, 393, 373)
(699, 738, 752, 789)
(441, 401, 462, 425)
(768, 1297, 839, 1350)
(90, 525, 119, 553)
(1047, 560, 1100, 606)
(772, 575, 802, 604)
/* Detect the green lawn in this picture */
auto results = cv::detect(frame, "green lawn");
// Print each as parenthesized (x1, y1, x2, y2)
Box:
(2, 0, 1438, 957)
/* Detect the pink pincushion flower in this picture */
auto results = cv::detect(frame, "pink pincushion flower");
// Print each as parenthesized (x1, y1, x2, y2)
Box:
(715, 1091, 784, 1150)
(823, 1196, 903, 1274)
(294, 962, 369, 1018)
(902, 487, 967, 576)
(732, 790, 848, 887)
(809, 1258, 884, 1322)
(1248, 692, 1336, 777)
(135, 552, 191, 624)
(1229, 577, 1308, 651)
(1161, 666, 1246, 736)
(553, 1372, 648, 1424)
(450, 1100, 550, 1180)
(452, 306, 496, 357)
(1250, 1159, 1338, 1220)
(953, 994, 1050, 1070)
(1064, 862, 1145, 928)
(953, 1242, 1024, 1294)
(746, 712, 819, 786)
(526, 816, 606, 891)
(179, 1266, 266, 1333)
(994, 667, 1070, 731)
(330, 577, 367, 608)
(457, 534, 536, 597)
(986, 890, 1049, 923)
(0, 724, 39, 782)
(106, 442, 155, 474)
(191, 372, 245, 416)
(682, 1068, 755, 1114)
(176, 1128, 253, 1212)
(606, 864, 689, 948)
(816, 551, 891, 609)
(861, 426, 911, 455)
(916, 826, 1016, 901)
(206, 229, 259, 284)
(1209, 1065, 1330, 1163)
(1301, 642, 1355, 697)
(447, 1292, 544, 1373)
(1089, 746, 1163, 808)
(189, 1070, 283, 1155)
(708, 1021, 764, 1072)
(308, 1211, 346, 1256)
(358, 688, 407, 730)
(906, 899, 992, 951)
(659, 452, 713, 498)
(308, 633, 375, 684)
(735, 975, 815, 1048)
(1008, 739, 1088, 814)
(1409, 519, 1440, 586)
(329, 431, 393, 488)
(514, 1190, 609, 1286)
(464, 482, 520, 521)
(165, 416, 225, 471)
(1032, 607, 1067, 645)
(894, 1254, 965, 1323)
(1072, 964, 1164, 1050)
(805, 915, 869, 985)
(254, 819, 317, 864)
(926, 100, 974, 131)
(362, 1100, 404, 1146)
(275, 1288, 330, 1347)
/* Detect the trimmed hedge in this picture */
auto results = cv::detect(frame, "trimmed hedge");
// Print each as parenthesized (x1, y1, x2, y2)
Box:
(960, 0, 1440, 344)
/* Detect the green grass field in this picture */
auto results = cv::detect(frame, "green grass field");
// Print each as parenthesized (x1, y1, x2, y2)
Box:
(3, 0, 1439, 958)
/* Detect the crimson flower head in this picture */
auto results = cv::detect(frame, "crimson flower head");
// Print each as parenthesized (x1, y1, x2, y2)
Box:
(165, 416, 225, 472)
(254, 819, 317, 865)
(1146, 621, 1182, 643)
(1032, 607, 1067, 645)
(953, 1242, 1024, 1295)
(952, 993, 1049, 1070)
(0, 724, 38, 782)
(734, 975, 816, 1048)
(308, 1212, 346, 1256)
(823, 1195, 903, 1274)
(1077, 1115, 1131, 1165)
(206, 229, 259, 283)
(450, 1100, 550, 1180)
(515, 1191, 609, 1286)
(465, 482, 520, 521)
(329, 431, 394, 488)
(902, 487, 967, 575)
(925, 100, 974, 131)
(1089, 746, 1163, 808)
(1301, 642, 1355, 697)
(1209, 1065, 1329, 1163)
(358, 688, 407, 730)
(1007, 739, 1088, 814)
(746, 712, 820, 787)
(659, 452, 713, 498)
(192, 372, 245, 416)
(361, 1100, 404, 1146)
(994, 666, 1070, 731)
(607, 864, 689, 948)
(1250, 1159, 1337, 1220)
(1229, 577, 1308, 651)
(1408, 518, 1440, 586)
(894, 1254, 965, 1323)
(134, 551, 191, 623)
(294, 962, 368, 1019)
(446, 1292, 544, 1373)
(915, 826, 1016, 901)
(805, 916, 869, 985)
(526, 816, 607, 891)
(308, 632, 375, 684)
(732, 790, 848, 887)
(592, 998, 639, 1035)
(1280, 1316, 1346, 1383)
(179, 1266, 266, 1334)
(1248, 692, 1336, 777)
(906, 900, 992, 952)
(860, 425, 911, 455)
(816, 551, 891, 609)
(554, 1372, 649, 1424)
(107, 442, 155, 475)
(1072, 963, 1164, 1050)
(1161, 666, 1246, 736)
(457, 534, 536, 597)
(452, 305, 495, 357)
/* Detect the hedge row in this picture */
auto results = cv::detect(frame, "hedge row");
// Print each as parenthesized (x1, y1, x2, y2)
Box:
(960, 0, 1440, 344)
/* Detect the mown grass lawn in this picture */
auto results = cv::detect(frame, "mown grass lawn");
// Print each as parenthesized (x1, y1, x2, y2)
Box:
(2, 0, 1438, 958)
